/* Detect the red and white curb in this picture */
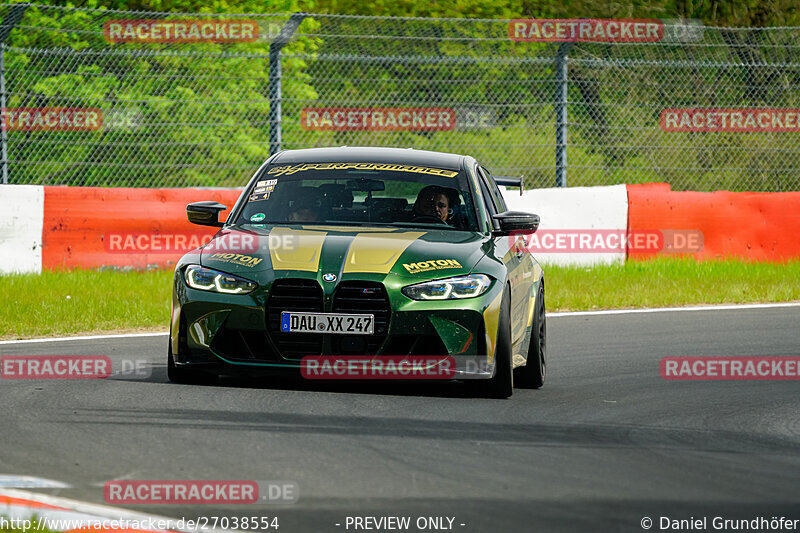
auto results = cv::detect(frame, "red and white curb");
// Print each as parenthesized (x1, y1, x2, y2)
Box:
(0, 483, 226, 533)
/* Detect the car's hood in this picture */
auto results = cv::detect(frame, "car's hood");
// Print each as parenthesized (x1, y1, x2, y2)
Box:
(199, 224, 490, 282)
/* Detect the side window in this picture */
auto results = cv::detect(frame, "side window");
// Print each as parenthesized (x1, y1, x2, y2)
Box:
(477, 167, 500, 230)
(466, 164, 492, 233)
(480, 167, 508, 213)
(477, 167, 497, 212)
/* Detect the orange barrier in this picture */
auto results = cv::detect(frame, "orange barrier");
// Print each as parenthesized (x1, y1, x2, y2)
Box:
(627, 183, 800, 261)
(42, 187, 240, 269)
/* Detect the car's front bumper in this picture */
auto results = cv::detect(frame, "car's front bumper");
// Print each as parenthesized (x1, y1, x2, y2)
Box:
(170, 272, 503, 380)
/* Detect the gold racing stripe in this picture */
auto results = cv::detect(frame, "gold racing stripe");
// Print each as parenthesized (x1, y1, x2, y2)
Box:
(268, 227, 326, 272)
(342, 231, 426, 274)
(483, 289, 504, 366)
(527, 268, 544, 328)
(526, 292, 536, 328)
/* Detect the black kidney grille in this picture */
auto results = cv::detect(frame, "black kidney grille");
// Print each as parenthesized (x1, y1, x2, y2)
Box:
(266, 279, 323, 358)
(331, 282, 390, 355)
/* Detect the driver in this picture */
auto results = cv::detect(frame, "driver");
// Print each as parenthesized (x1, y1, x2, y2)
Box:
(288, 194, 321, 222)
(412, 185, 458, 224)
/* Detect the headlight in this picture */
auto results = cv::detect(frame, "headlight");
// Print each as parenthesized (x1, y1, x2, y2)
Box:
(184, 265, 256, 295)
(402, 274, 491, 300)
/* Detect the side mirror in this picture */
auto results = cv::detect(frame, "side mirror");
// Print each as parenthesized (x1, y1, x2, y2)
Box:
(492, 211, 540, 236)
(187, 201, 227, 227)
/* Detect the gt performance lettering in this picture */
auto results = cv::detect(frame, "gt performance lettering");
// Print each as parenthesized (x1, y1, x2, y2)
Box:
(267, 163, 459, 178)
(210, 253, 263, 267)
(403, 259, 462, 274)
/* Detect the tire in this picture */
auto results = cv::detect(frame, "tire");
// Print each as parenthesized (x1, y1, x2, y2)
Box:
(514, 281, 546, 389)
(167, 342, 217, 385)
(467, 284, 513, 399)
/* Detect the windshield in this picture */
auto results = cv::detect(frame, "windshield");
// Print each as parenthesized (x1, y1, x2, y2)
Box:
(235, 162, 479, 231)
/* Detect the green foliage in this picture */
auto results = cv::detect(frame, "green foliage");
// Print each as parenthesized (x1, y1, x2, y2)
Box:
(5, 1, 319, 187)
(319, 0, 800, 26)
(4, 1, 800, 191)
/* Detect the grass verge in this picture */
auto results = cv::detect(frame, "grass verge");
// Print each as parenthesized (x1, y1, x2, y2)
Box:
(545, 257, 799, 311)
(0, 269, 173, 339)
(1, 258, 798, 340)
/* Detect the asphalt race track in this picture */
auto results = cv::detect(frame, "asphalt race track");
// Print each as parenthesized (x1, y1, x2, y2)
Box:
(1, 306, 799, 533)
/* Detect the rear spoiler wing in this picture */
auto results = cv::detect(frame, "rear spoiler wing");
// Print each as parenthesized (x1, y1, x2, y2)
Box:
(495, 176, 524, 195)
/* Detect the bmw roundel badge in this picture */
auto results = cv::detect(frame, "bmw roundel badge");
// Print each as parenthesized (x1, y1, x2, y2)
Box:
(322, 273, 337, 282)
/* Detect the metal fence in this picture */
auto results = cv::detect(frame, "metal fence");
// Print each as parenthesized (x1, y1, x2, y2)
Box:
(2, 3, 800, 191)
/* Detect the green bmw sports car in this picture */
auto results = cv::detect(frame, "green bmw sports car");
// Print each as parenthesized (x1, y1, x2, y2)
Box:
(169, 147, 546, 398)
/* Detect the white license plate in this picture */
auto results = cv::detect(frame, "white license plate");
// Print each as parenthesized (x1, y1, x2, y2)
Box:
(280, 312, 375, 335)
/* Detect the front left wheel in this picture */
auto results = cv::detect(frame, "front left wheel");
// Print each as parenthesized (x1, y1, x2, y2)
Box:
(514, 281, 546, 389)
(467, 284, 513, 399)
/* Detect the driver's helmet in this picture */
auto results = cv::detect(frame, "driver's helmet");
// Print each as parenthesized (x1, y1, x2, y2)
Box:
(412, 185, 460, 223)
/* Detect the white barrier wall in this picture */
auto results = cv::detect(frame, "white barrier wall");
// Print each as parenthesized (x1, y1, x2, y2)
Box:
(500, 184, 629, 266)
(0, 185, 44, 274)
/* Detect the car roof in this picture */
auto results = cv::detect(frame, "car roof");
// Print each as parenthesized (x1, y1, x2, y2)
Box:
(271, 147, 466, 171)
